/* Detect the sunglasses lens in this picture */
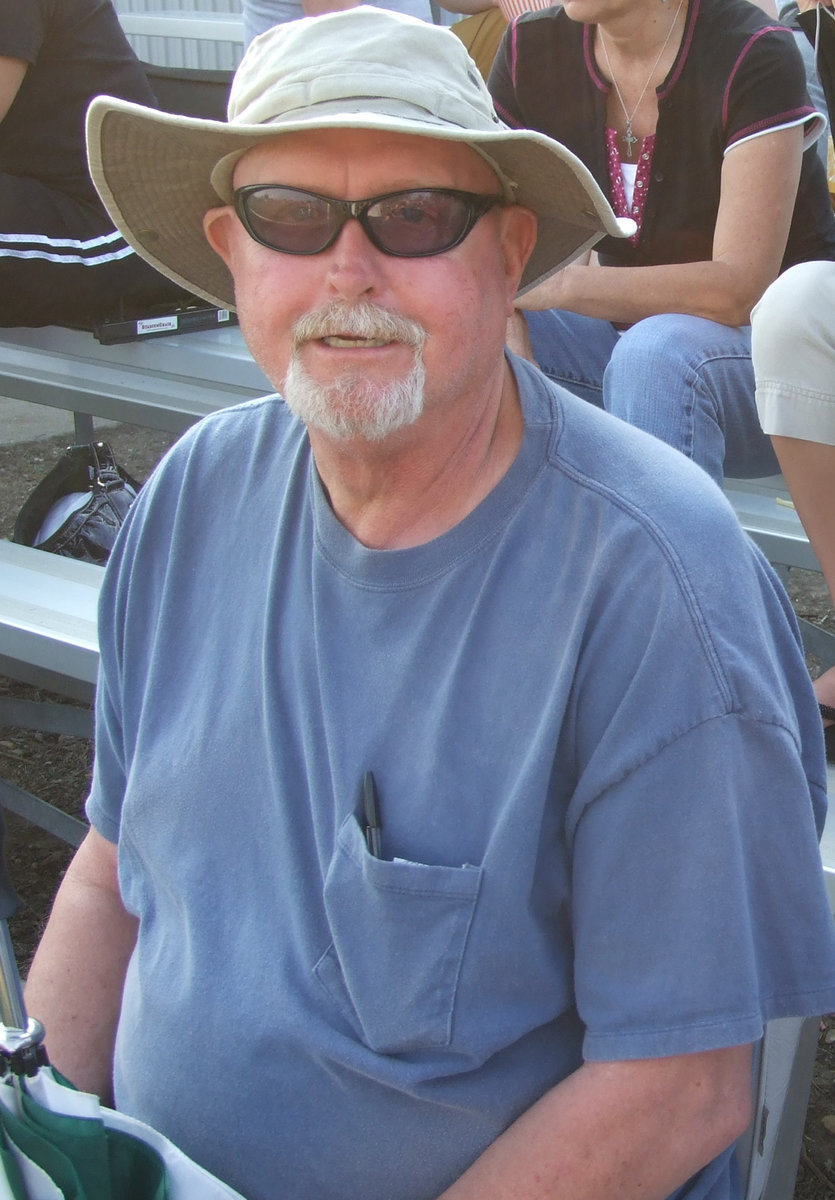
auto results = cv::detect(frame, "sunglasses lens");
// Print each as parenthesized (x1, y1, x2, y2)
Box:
(237, 188, 493, 257)
(365, 191, 473, 255)
(242, 188, 341, 254)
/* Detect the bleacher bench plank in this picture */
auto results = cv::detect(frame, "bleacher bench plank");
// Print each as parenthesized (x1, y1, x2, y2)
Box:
(0, 543, 100, 847)
(0, 324, 271, 434)
(116, 6, 244, 72)
(117, 11, 244, 42)
(724, 475, 835, 674)
(724, 475, 823, 576)
(0, 542, 100, 700)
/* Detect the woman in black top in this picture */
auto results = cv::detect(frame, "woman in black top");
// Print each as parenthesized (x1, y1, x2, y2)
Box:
(489, 0, 835, 485)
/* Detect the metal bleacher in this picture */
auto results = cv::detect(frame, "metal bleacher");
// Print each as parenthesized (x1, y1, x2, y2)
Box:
(113, 0, 245, 70)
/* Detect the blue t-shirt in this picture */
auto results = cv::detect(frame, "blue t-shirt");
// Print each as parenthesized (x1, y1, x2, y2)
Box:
(88, 358, 835, 1200)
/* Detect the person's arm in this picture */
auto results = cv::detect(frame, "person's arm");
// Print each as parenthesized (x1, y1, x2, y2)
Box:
(24, 827, 137, 1103)
(438, 1044, 753, 1200)
(437, 0, 501, 14)
(0, 55, 28, 124)
(796, 4, 835, 122)
(300, 0, 359, 13)
(516, 123, 803, 327)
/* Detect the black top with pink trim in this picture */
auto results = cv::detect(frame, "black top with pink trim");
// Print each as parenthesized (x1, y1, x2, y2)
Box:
(488, 0, 835, 270)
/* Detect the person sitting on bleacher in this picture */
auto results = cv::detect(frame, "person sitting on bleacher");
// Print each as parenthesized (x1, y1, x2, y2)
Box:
(0, 0, 187, 329)
(750, 0, 835, 763)
(752, 260, 835, 761)
(23, 13, 835, 1200)
(489, 0, 835, 488)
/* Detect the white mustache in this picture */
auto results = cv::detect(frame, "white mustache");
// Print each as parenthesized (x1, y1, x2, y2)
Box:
(291, 302, 427, 351)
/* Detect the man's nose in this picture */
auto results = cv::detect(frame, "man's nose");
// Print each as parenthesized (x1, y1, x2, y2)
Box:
(324, 217, 385, 300)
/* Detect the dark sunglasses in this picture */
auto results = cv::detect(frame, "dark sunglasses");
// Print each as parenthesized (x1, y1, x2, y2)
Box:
(233, 185, 504, 258)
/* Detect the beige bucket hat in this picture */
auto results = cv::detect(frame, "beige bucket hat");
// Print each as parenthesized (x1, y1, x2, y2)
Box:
(86, 6, 633, 310)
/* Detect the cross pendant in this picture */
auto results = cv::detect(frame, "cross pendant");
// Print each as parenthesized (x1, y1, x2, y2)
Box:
(622, 124, 638, 158)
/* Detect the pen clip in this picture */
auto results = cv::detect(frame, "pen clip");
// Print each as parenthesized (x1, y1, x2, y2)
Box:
(362, 770, 383, 859)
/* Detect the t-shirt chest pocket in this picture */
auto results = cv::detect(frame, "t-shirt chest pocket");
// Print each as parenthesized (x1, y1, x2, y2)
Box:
(314, 813, 483, 1054)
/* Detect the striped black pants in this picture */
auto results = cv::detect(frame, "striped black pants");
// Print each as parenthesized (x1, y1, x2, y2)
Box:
(0, 173, 186, 329)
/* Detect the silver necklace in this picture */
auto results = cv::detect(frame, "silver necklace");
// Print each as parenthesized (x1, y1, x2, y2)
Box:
(598, 0, 686, 159)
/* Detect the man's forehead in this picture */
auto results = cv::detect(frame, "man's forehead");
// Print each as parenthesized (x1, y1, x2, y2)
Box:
(232, 128, 503, 193)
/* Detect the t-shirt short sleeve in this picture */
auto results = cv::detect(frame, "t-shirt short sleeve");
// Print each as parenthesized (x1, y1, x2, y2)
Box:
(0, 0, 47, 63)
(722, 24, 816, 150)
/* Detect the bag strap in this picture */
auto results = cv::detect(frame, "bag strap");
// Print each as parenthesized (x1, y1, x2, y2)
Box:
(86, 442, 126, 493)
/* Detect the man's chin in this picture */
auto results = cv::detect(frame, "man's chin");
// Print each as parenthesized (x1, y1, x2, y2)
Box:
(282, 359, 426, 442)
(291, 400, 424, 443)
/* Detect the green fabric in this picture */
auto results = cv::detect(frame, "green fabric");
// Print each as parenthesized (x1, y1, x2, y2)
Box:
(0, 1136, 28, 1200)
(0, 1078, 169, 1200)
(105, 1127, 168, 1200)
(0, 1096, 87, 1199)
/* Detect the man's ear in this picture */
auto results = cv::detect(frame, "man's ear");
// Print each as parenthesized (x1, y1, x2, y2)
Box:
(499, 205, 538, 310)
(203, 205, 237, 266)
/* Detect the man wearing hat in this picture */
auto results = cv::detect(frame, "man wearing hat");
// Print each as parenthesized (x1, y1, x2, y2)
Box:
(25, 10, 835, 1200)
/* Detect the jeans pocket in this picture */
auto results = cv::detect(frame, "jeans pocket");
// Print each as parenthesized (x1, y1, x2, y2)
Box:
(314, 813, 483, 1054)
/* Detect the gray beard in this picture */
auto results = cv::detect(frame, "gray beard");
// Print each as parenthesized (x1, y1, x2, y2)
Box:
(282, 302, 427, 442)
(283, 354, 426, 442)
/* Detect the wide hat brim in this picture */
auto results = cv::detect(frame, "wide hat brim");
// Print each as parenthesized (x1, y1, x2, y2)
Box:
(87, 97, 632, 312)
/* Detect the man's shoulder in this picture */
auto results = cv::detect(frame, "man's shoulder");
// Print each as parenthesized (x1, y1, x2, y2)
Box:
(514, 362, 813, 750)
(128, 394, 305, 527)
(514, 358, 768, 621)
(172, 393, 301, 465)
(516, 356, 741, 543)
(102, 394, 308, 611)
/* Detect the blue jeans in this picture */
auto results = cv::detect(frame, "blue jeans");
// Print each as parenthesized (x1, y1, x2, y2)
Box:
(525, 310, 779, 486)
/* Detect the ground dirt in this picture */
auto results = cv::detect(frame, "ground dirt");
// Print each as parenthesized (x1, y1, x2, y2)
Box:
(0, 424, 833, 1198)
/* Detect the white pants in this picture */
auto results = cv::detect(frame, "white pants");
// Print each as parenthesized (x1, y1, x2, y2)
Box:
(752, 260, 835, 446)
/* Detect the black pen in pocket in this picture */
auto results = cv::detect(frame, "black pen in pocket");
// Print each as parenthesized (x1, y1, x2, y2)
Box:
(362, 770, 383, 858)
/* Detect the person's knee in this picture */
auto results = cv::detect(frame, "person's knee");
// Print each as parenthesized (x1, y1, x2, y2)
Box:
(603, 314, 760, 481)
(752, 262, 835, 376)
(605, 316, 703, 407)
(611, 314, 703, 367)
